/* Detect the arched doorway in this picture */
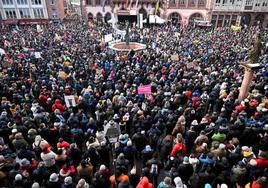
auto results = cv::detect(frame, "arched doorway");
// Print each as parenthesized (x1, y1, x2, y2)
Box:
(189, 12, 204, 22)
(168, 12, 182, 22)
(254, 14, 264, 26)
(241, 13, 251, 26)
(139, 7, 147, 19)
(96, 12, 103, 21)
(88, 13, 93, 20)
(104, 12, 111, 22)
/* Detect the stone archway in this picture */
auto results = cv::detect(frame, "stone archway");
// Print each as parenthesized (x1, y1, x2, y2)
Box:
(189, 12, 204, 22)
(88, 12, 93, 20)
(254, 13, 264, 25)
(139, 7, 147, 19)
(104, 12, 111, 22)
(168, 12, 182, 22)
(96, 12, 103, 21)
(241, 13, 251, 26)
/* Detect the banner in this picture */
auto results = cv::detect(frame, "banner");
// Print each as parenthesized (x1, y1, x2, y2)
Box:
(35, 52, 42, 59)
(138, 84, 152, 94)
(64, 95, 76, 108)
(104, 33, 113, 43)
(155, 0, 160, 15)
(135, 0, 139, 7)
(230, 25, 241, 31)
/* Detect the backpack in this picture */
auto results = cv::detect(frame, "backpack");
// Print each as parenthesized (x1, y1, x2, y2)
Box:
(150, 163, 158, 176)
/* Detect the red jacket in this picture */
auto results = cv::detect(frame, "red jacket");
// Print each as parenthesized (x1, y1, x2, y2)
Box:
(136, 177, 153, 188)
(256, 157, 268, 172)
(52, 99, 65, 114)
(57, 141, 70, 150)
(170, 143, 187, 158)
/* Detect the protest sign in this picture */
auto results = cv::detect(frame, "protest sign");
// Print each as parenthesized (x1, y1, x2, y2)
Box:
(171, 54, 179, 61)
(64, 95, 76, 108)
(138, 84, 151, 94)
(35, 52, 41, 59)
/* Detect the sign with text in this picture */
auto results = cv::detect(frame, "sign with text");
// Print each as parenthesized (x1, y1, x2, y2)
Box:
(138, 84, 152, 94)
(64, 95, 76, 108)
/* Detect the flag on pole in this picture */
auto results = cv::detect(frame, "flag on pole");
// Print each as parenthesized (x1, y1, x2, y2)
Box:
(155, 0, 160, 15)
(129, 0, 133, 9)
(135, 0, 139, 7)
(4, 40, 11, 48)
(125, 0, 128, 7)
(102, 0, 106, 12)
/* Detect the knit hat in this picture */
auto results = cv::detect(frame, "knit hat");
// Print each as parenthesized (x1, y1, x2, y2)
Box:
(15, 174, 22, 181)
(12, 129, 18, 134)
(204, 183, 212, 188)
(192, 120, 198, 126)
(130, 168, 136, 175)
(183, 156, 189, 164)
(219, 144, 226, 150)
(127, 140, 132, 147)
(31, 182, 40, 188)
(77, 178, 89, 188)
(21, 158, 30, 166)
(145, 145, 152, 151)
(49, 173, 59, 182)
(220, 184, 228, 188)
(64, 176, 72, 185)
(100, 164, 106, 171)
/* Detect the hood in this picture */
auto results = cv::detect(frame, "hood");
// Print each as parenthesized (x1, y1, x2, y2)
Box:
(174, 177, 184, 188)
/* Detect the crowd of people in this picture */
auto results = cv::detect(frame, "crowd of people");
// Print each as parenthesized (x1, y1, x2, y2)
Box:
(0, 20, 268, 188)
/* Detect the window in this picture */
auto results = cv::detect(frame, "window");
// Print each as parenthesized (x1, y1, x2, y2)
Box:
(189, 0, 195, 5)
(19, 8, 30, 18)
(2, 0, 13, 4)
(222, 0, 227, 4)
(17, 0, 27, 4)
(31, 0, 41, 4)
(95, 0, 100, 5)
(52, 10, 57, 18)
(216, 0, 220, 3)
(33, 8, 44, 17)
(169, 0, 176, 6)
(86, 0, 91, 5)
(198, 0, 205, 5)
(179, 0, 184, 5)
(50, 0, 55, 4)
(5, 9, 16, 18)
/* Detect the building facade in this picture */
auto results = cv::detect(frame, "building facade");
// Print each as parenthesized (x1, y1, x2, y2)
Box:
(0, 0, 49, 24)
(212, 0, 268, 28)
(83, 0, 213, 24)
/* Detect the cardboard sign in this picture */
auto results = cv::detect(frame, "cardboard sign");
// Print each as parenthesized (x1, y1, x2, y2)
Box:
(138, 84, 151, 94)
(64, 95, 76, 108)
(58, 71, 68, 80)
(104, 125, 121, 143)
(171, 54, 179, 61)
(35, 52, 41, 59)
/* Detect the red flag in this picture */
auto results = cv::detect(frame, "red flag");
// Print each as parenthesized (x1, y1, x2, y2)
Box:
(3, 49, 13, 64)
(4, 40, 11, 47)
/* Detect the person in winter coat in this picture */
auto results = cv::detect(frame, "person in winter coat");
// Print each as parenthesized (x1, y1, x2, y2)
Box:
(142, 145, 154, 167)
(170, 138, 187, 160)
(63, 176, 76, 188)
(136, 168, 153, 188)
(123, 141, 136, 167)
(76, 160, 93, 183)
(12, 133, 28, 151)
(128, 167, 140, 188)
(40, 144, 56, 170)
(52, 99, 65, 114)
(231, 161, 247, 187)
(157, 177, 172, 188)
(178, 156, 194, 184)
(46, 173, 61, 188)
(174, 176, 187, 188)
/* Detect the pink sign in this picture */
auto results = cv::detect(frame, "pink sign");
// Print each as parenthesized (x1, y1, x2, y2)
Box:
(138, 84, 152, 94)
